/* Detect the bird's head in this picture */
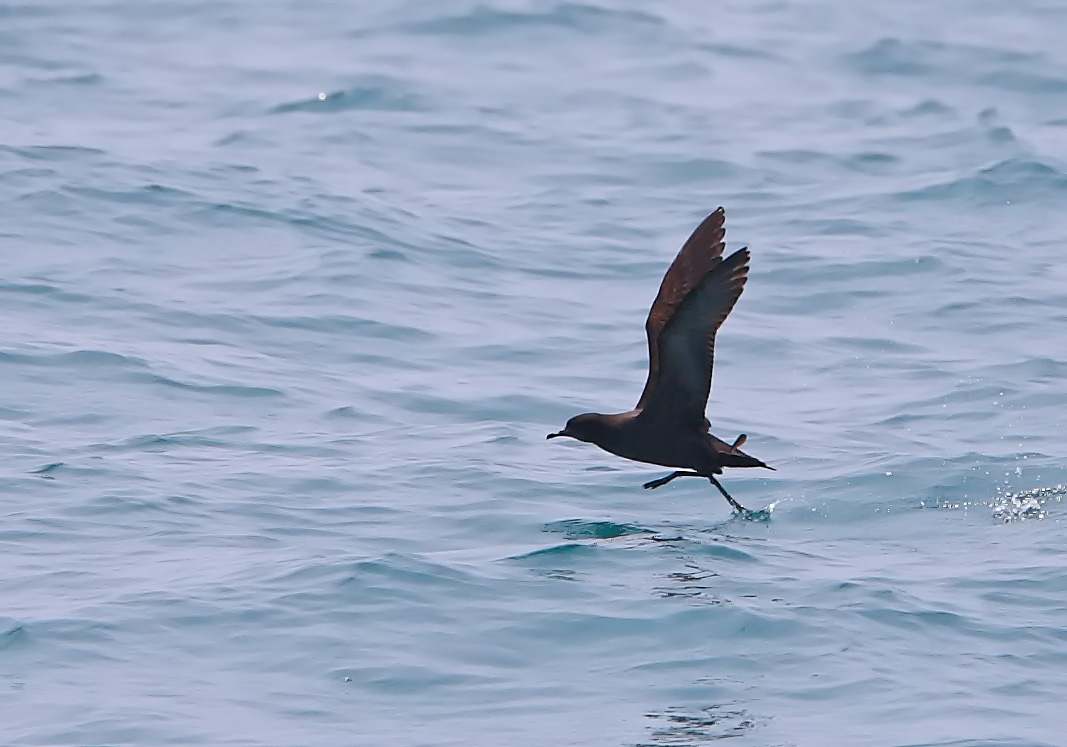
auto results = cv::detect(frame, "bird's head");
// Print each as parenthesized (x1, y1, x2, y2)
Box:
(547, 413, 608, 444)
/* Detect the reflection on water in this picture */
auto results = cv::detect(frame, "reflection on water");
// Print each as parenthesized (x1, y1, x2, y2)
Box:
(655, 564, 725, 604)
(640, 704, 764, 745)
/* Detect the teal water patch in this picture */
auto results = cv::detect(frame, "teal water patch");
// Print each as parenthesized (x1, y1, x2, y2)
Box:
(543, 518, 650, 539)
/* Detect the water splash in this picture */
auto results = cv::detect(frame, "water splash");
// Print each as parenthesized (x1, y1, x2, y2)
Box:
(922, 485, 1065, 522)
(737, 500, 779, 522)
(991, 485, 1066, 522)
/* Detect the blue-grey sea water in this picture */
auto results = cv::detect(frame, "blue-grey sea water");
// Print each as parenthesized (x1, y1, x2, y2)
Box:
(4, 1, 1067, 745)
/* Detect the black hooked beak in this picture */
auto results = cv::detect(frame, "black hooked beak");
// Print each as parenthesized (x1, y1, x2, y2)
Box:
(546, 431, 568, 440)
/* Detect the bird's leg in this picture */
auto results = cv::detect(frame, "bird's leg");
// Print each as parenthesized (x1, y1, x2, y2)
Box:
(708, 476, 747, 513)
(643, 471, 701, 490)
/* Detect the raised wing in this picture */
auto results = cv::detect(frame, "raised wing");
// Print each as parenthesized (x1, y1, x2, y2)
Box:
(636, 208, 728, 409)
(637, 247, 749, 428)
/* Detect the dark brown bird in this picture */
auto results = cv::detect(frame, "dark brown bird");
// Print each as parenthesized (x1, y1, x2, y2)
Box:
(547, 207, 772, 513)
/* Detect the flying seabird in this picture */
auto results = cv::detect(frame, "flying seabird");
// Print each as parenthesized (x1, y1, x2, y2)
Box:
(547, 207, 772, 513)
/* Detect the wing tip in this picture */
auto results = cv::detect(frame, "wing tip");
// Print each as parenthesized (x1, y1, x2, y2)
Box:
(704, 206, 726, 232)
(723, 246, 751, 278)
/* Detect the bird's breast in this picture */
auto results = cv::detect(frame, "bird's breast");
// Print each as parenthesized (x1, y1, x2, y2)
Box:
(593, 418, 708, 470)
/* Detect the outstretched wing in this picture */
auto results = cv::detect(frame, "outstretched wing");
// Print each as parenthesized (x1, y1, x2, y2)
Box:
(636, 207, 729, 409)
(637, 247, 749, 428)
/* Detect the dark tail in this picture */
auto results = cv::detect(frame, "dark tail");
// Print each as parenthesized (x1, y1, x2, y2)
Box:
(722, 452, 774, 470)
(712, 433, 774, 470)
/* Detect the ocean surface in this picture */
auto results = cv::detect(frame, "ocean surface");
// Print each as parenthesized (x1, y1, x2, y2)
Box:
(3, 1, 1067, 745)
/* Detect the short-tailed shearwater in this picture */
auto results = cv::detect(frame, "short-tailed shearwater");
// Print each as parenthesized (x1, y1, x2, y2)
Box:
(548, 207, 772, 513)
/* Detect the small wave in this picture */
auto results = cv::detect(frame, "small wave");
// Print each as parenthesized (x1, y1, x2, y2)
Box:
(59, 349, 147, 367)
(93, 432, 223, 451)
(399, 3, 664, 38)
(251, 313, 434, 343)
(698, 41, 779, 61)
(271, 77, 428, 114)
(275, 552, 481, 597)
(640, 156, 740, 184)
(544, 519, 649, 539)
(29, 462, 64, 478)
(844, 37, 1036, 77)
(138, 373, 284, 398)
(508, 542, 597, 560)
(0, 623, 29, 652)
(326, 405, 377, 421)
(0, 617, 118, 655)
(199, 202, 414, 247)
(66, 183, 196, 207)
(901, 740, 1060, 747)
(0, 144, 105, 161)
(0, 281, 94, 303)
(980, 68, 1067, 94)
(901, 98, 956, 118)
(43, 73, 103, 86)
(893, 158, 1067, 205)
(845, 37, 1067, 100)
(691, 541, 759, 564)
(0, 348, 147, 369)
(332, 664, 496, 694)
